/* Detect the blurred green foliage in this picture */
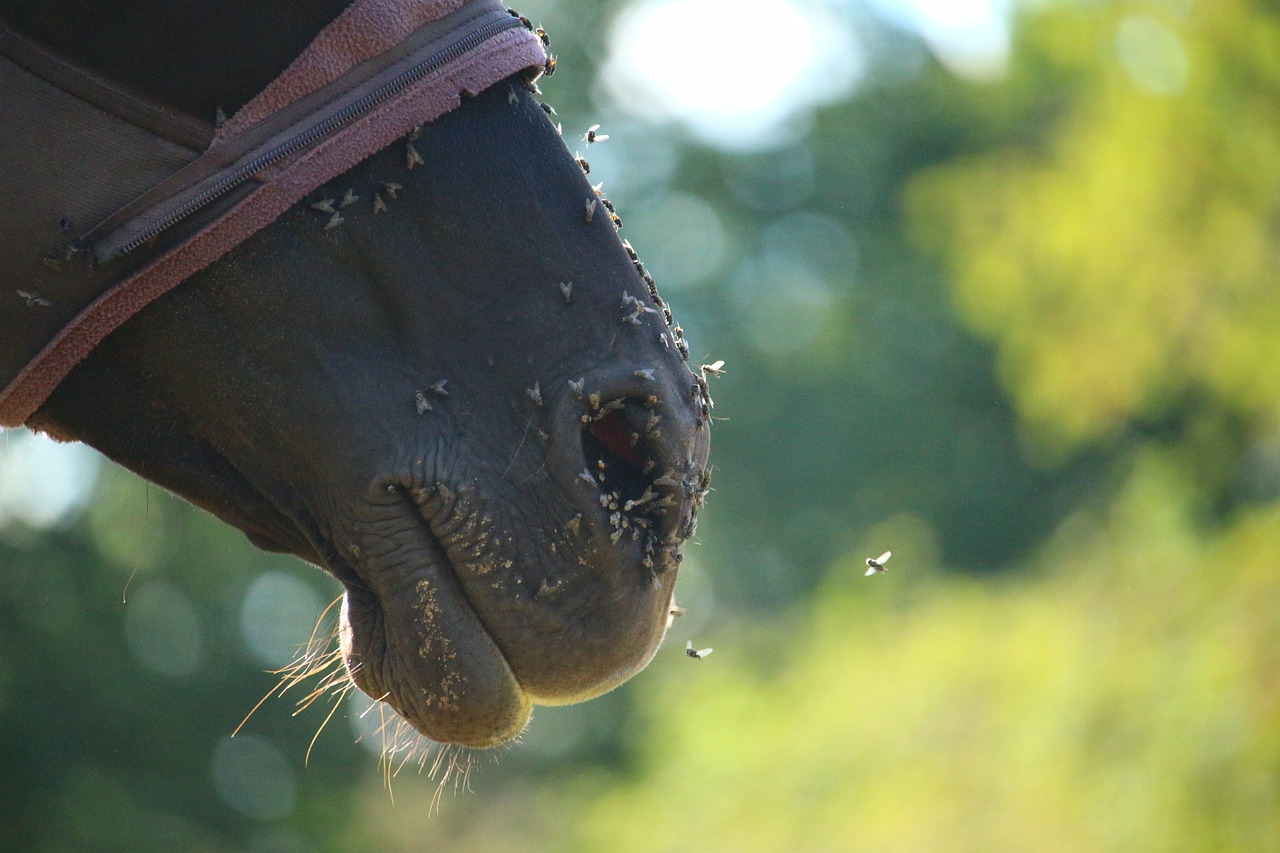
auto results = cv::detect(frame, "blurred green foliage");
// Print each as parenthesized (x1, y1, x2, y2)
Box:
(3, 0, 1279, 850)
(551, 453, 1280, 852)
(911, 0, 1280, 458)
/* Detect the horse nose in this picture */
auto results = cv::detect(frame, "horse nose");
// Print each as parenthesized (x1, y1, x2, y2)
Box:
(548, 365, 711, 567)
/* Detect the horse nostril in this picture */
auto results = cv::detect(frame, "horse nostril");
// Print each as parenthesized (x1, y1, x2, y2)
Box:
(585, 406, 642, 466)
(549, 368, 706, 564)
(582, 399, 657, 505)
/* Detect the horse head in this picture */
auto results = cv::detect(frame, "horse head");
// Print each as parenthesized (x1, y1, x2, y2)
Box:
(7, 0, 712, 748)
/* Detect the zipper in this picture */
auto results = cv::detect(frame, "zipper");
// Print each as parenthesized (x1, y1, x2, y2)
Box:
(95, 11, 525, 262)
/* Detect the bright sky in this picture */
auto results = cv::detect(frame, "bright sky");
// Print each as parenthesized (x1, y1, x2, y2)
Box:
(0, 429, 100, 528)
(602, 0, 1010, 148)
(869, 0, 1011, 77)
(601, 0, 863, 148)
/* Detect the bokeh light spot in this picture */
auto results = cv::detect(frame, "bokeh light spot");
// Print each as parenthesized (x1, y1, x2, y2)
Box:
(625, 192, 728, 290)
(761, 210, 859, 283)
(211, 734, 297, 820)
(0, 429, 100, 528)
(1115, 14, 1189, 96)
(732, 253, 837, 356)
(124, 580, 202, 678)
(867, 0, 1010, 78)
(240, 571, 327, 668)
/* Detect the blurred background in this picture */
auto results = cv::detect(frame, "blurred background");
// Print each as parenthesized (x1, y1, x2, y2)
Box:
(3, 0, 1279, 849)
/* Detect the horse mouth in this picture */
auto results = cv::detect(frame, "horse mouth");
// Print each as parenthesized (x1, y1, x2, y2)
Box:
(336, 496, 534, 749)
(332, 463, 690, 746)
(329, 373, 708, 748)
(334, 480, 674, 749)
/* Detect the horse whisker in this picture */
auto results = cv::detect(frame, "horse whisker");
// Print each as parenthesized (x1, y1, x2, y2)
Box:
(304, 681, 352, 766)
(235, 592, 487, 806)
(235, 595, 350, 749)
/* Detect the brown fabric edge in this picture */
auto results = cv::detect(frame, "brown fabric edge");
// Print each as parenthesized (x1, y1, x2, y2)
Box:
(0, 28, 545, 428)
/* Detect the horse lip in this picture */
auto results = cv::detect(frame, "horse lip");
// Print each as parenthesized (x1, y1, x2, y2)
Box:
(336, 499, 532, 748)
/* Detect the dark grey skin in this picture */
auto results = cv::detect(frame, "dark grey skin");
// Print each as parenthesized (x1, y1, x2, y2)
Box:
(10, 1, 711, 747)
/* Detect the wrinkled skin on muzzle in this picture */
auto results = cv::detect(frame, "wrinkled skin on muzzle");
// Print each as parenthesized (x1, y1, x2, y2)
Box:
(33, 81, 712, 747)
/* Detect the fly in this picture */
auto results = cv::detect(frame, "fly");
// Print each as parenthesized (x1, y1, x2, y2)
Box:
(17, 290, 52, 307)
(405, 141, 424, 169)
(685, 641, 712, 660)
(864, 551, 892, 576)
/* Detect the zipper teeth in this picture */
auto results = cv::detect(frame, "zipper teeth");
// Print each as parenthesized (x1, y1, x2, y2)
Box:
(111, 14, 523, 257)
